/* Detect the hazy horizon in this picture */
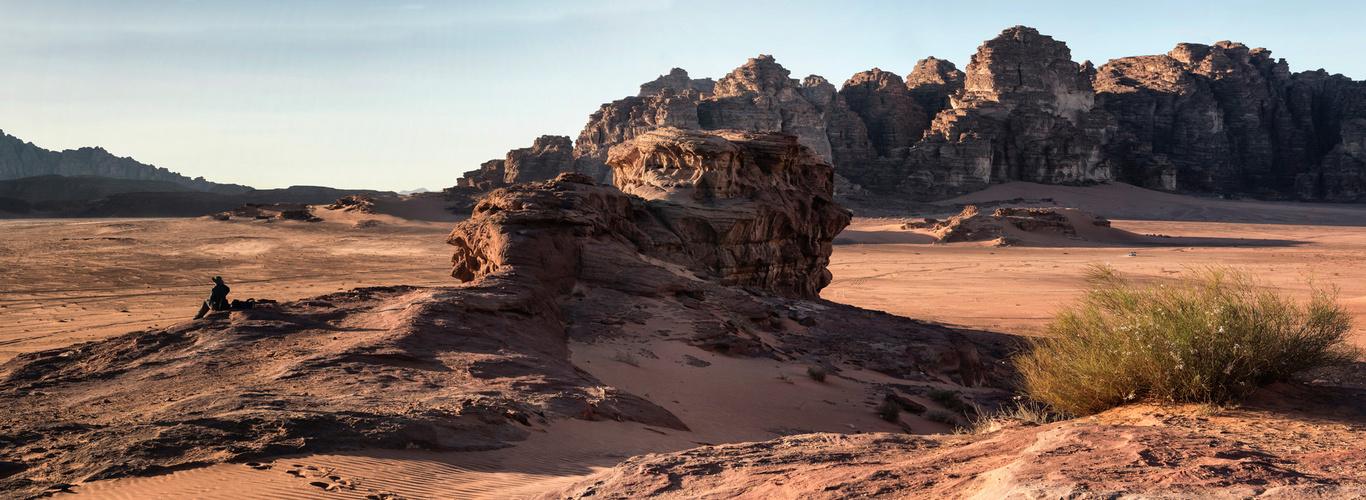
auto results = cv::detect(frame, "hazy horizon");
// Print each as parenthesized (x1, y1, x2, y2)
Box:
(2, 0, 1362, 192)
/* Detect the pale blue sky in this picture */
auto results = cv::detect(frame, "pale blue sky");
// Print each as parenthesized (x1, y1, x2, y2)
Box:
(1, 0, 1360, 191)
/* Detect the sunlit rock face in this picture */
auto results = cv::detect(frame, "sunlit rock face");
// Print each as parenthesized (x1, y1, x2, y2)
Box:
(451, 127, 849, 301)
(463, 25, 1366, 202)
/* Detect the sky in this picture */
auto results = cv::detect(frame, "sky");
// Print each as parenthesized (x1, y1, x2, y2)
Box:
(1, 0, 1362, 192)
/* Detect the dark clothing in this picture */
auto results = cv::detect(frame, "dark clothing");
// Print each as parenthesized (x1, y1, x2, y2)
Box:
(207, 283, 230, 311)
(194, 281, 231, 319)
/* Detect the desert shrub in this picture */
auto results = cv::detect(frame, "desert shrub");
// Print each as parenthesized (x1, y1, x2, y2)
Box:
(876, 396, 902, 422)
(962, 400, 1069, 435)
(1017, 265, 1360, 416)
(806, 366, 828, 382)
(612, 350, 639, 367)
(926, 388, 969, 414)
(924, 410, 960, 427)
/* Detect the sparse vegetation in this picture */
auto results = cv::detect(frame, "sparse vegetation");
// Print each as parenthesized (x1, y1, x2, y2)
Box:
(924, 410, 960, 427)
(926, 388, 969, 414)
(1017, 264, 1361, 416)
(806, 366, 828, 382)
(877, 396, 902, 422)
(961, 400, 1069, 434)
(612, 350, 640, 367)
(777, 372, 794, 384)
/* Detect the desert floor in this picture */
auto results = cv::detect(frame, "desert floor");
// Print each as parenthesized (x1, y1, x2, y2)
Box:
(4, 183, 1365, 498)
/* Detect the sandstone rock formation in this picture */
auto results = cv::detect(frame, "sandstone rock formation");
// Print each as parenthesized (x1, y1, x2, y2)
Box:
(325, 193, 376, 213)
(838, 69, 929, 160)
(1096, 41, 1366, 199)
(463, 25, 1366, 204)
(0, 130, 247, 194)
(454, 129, 849, 300)
(604, 128, 849, 298)
(457, 135, 576, 190)
(905, 56, 965, 117)
(573, 89, 704, 183)
(637, 67, 715, 97)
(903, 205, 1118, 246)
(480, 55, 863, 188)
(892, 27, 1117, 199)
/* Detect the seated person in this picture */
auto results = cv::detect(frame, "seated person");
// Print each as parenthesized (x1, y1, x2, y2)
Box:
(193, 276, 231, 319)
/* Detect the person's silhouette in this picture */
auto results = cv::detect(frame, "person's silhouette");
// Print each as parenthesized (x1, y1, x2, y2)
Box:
(194, 276, 231, 319)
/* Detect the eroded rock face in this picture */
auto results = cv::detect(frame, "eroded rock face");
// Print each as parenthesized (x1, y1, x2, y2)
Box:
(457, 136, 577, 190)
(839, 69, 930, 158)
(462, 25, 1366, 203)
(638, 67, 716, 97)
(573, 90, 703, 184)
(894, 27, 1115, 199)
(457, 159, 508, 191)
(903, 205, 1113, 246)
(1095, 41, 1366, 200)
(454, 129, 850, 300)
(564, 55, 860, 187)
(958, 26, 1096, 122)
(905, 56, 965, 117)
(608, 129, 849, 298)
(502, 135, 575, 184)
(697, 55, 835, 162)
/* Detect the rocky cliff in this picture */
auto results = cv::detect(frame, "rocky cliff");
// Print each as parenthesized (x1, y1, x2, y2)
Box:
(460, 26, 1366, 202)
(1096, 41, 1366, 199)
(0, 130, 247, 194)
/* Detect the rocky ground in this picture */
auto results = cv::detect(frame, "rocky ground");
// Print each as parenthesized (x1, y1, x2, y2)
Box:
(544, 379, 1366, 499)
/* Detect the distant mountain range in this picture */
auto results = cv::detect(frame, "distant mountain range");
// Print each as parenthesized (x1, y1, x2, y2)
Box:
(0, 130, 251, 194)
(0, 130, 396, 217)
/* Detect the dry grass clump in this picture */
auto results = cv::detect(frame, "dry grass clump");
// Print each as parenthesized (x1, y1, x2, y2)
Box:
(806, 366, 828, 382)
(876, 397, 902, 422)
(612, 350, 640, 367)
(961, 400, 1069, 435)
(924, 410, 960, 427)
(1018, 265, 1360, 416)
(926, 388, 969, 414)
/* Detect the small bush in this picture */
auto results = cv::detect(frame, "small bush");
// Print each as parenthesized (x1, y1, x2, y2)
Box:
(612, 350, 639, 367)
(1018, 265, 1361, 416)
(876, 396, 902, 422)
(924, 410, 960, 427)
(807, 366, 828, 382)
(962, 400, 1069, 434)
(926, 388, 969, 414)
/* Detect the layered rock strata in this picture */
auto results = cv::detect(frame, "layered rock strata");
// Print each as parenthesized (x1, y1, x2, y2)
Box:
(463, 25, 1366, 202)
(457, 135, 575, 190)
(1096, 41, 1366, 199)
(453, 128, 850, 300)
